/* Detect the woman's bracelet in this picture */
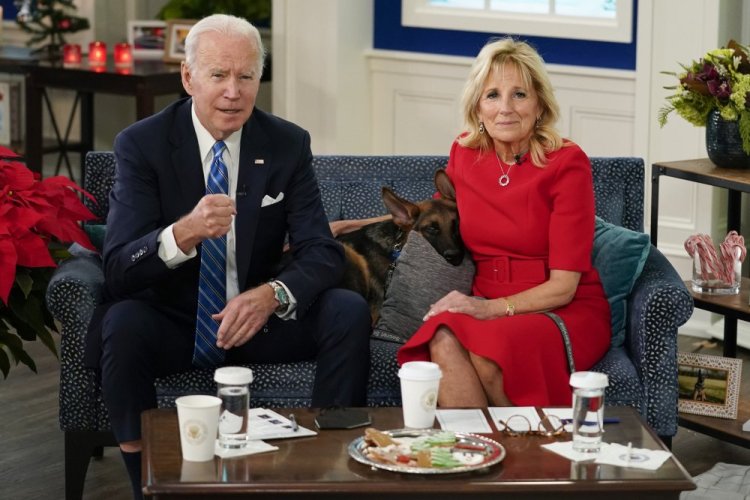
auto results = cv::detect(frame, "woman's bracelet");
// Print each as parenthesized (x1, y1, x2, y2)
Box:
(503, 297, 515, 317)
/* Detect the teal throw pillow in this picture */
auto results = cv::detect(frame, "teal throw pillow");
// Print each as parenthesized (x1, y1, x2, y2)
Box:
(592, 216, 650, 347)
(83, 224, 107, 252)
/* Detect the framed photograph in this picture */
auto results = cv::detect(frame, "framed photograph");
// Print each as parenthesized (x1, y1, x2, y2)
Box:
(163, 19, 197, 64)
(677, 352, 742, 419)
(127, 20, 167, 59)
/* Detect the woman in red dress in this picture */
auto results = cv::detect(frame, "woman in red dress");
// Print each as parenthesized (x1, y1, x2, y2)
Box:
(397, 38, 611, 408)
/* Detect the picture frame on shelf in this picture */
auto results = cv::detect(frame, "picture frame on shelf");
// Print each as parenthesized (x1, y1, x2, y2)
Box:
(677, 352, 742, 419)
(127, 20, 167, 59)
(0, 81, 21, 146)
(163, 19, 197, 64)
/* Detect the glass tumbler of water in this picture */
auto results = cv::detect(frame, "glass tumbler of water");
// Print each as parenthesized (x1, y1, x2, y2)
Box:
(569, 371, 609, 454)
(214, 366, 253, 449)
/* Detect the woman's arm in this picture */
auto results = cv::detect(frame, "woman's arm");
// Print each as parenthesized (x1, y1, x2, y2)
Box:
(424, 270, 581, 321)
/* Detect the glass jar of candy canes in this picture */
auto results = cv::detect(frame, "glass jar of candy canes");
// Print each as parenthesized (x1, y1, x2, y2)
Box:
(686, 231, 745, 295)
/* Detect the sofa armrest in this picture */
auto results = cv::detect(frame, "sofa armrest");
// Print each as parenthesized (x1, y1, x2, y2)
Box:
(625, 246, 693, 436)
(46, 253, 104, 326)
(46, 252, 108, 431)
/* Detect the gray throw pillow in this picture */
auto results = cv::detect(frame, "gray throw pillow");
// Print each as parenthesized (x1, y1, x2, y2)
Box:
(373, 231, 475, 344)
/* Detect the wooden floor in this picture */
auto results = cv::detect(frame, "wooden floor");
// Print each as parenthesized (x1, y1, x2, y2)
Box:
(2, 336, 750, 499)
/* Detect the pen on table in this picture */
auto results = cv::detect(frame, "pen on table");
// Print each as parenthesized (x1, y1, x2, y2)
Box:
(625, 441, 632, 465)
(560, 417, 620, 425)
(289, 413, 299, 432)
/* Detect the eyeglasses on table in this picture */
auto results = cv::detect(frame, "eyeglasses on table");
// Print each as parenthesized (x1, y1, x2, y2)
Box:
(496, 414, 567, 437)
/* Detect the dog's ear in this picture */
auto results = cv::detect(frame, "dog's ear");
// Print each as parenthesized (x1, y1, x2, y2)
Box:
(434, 169, 456, 201)
(382, 187, 420, 228)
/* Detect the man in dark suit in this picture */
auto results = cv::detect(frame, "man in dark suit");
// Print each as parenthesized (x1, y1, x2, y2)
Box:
(92, 14, 370, 499)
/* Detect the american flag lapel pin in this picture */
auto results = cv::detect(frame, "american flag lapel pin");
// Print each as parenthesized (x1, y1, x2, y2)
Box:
(254, 159, 265, 165)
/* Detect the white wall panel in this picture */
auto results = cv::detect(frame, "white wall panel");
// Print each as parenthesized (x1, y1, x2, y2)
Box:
(392, 92, 457, 155)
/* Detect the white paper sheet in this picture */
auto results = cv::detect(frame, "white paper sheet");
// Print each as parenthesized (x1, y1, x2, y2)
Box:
(436, 409, 493, 433)
(246, 408, 317, 440)
(488, 406, 541, 432)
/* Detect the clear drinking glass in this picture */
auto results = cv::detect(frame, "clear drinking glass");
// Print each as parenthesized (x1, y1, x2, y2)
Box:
(214, 366, 253, 449)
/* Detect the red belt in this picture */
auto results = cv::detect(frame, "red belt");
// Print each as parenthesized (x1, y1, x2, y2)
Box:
(475, 256, 548, 283)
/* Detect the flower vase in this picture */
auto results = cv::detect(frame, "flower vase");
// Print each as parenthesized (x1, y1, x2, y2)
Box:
(705, 109, 750, 169)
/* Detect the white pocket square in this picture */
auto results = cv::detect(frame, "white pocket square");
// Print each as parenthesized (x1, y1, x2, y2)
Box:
(261, 192, 284, 207)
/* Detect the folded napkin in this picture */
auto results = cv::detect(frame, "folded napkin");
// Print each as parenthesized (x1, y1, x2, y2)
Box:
(594, 442, 672, 470)
(214, 439, 278, 459)
(542, 441, 672, 470)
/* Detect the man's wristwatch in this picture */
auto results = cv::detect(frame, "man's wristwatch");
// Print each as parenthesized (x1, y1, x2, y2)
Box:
(267, 280, 291, 314)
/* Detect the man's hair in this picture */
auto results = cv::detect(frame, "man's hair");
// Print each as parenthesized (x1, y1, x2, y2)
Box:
(184, 14, 265, 79)
(459, 37, 562, 165)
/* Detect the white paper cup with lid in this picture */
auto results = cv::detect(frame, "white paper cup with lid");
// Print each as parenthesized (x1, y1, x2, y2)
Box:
(214, 366, 253, 449)
(398, 361, 442, 429)
(569, 371, 609, 454)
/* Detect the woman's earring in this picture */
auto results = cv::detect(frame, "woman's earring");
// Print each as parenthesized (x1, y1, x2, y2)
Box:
(479, 122, 485, 134)
(535, 116, 542, 129)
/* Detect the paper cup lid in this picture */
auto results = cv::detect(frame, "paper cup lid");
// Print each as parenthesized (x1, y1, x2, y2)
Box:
(214, 366, 253, 385)
(398, 361, 442, 381)
(569, 371, 608, 389)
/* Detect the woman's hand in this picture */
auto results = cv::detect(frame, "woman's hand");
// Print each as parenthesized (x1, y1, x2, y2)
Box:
(423, 290, 498, 321)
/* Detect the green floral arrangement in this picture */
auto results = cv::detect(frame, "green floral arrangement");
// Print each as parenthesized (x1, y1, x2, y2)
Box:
(156, 0, 271, 26)
(658, 40, 750, 154)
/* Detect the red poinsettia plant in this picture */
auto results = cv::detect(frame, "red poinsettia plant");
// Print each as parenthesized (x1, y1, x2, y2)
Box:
(0, 145, 96, 378)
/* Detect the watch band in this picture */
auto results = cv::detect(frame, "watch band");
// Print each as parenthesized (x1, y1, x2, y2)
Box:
(267, 280, 290, 314)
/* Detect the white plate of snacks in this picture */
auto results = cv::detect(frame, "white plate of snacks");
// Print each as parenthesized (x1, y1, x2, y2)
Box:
(348, 427, 506, 474)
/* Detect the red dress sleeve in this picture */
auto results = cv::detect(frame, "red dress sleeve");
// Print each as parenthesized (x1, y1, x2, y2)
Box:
(547, 144, 595, 272)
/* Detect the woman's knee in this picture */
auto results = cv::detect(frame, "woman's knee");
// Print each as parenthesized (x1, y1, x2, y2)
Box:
(469, 352, 502, 384)
(429, 327, 463, 359)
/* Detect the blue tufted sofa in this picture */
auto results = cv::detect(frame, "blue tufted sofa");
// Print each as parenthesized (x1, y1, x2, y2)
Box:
(47, 153, 693, 499)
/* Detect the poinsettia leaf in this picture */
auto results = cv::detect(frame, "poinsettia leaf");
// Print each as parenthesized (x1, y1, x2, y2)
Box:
(0, 238, 18, 304)
(14, 268, 34, 297)
(0, 347, 9, 379)
(13, 233, 56, 268)
(7, 291, 52, 341)
(0, 330, 37, 375)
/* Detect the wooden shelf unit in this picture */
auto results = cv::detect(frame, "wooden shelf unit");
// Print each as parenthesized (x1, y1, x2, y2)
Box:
(651, 159, 750, 447)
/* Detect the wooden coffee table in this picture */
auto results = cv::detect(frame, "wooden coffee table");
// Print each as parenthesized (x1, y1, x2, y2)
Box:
(142, 406, 695, 499)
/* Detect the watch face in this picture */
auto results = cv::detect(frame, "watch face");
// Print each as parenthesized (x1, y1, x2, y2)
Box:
(271, 281, 289, 312)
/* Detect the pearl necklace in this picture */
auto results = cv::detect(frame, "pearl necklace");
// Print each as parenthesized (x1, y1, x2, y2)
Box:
(495, 152, 524, 187)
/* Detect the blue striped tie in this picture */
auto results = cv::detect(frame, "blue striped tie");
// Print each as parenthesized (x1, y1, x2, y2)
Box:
(193, 141, 229, 368)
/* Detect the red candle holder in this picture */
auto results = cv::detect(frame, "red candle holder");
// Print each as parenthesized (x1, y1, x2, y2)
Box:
(88, 41, 107, 66)
(63, 43, 82, 67)
(114, 42, 133, 68)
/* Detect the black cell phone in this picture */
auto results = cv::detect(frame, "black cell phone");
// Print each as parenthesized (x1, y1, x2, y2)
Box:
(314, 408, 372, 430)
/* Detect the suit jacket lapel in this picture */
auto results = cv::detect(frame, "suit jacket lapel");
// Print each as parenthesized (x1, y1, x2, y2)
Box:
(169, 100, 205, 213)
(236, 113, 271, 290)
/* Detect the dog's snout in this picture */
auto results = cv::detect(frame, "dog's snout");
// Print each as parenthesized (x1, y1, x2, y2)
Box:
(443, 249, 464, 266)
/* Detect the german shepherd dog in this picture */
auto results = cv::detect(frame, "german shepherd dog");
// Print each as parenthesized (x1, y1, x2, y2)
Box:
(692, 369, 707, 401)
(336, 169, 465, 323)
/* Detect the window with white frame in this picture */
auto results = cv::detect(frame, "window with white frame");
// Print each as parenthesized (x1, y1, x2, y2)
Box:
(402, 0, 632, 43)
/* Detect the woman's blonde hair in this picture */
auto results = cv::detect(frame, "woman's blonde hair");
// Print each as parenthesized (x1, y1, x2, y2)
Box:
(458, 38, 563, 166)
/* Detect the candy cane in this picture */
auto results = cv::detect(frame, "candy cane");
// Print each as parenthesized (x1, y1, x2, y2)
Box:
(685, 234, 725, 282)
(719, 231, 746, 285)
